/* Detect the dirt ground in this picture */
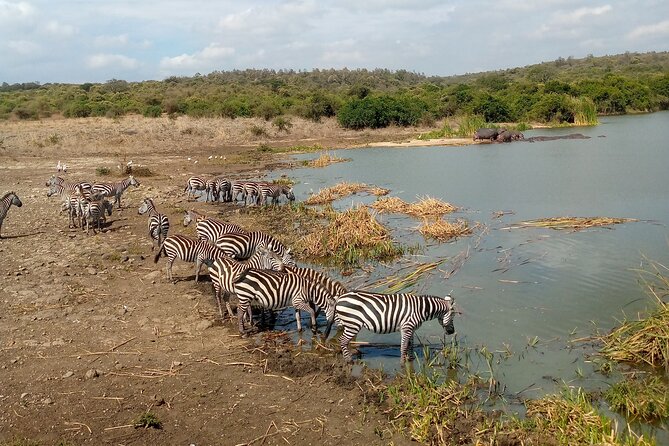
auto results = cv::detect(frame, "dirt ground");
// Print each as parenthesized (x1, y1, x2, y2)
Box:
(0, 116, 443, 446)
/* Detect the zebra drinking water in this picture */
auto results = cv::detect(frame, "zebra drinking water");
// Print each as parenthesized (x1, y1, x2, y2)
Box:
(184, 176, 207, 200)
(138, 198, 170, 251)
(182, 209, 246, 242)
(154, 234, 227, 282)
(0, 192, 23, 239)
(233, 269, 335, 334)
(91, 175, 140, 209)
(203, 245, 286, 318)
(324, 291, 455, 363)
(258, 184, 296, 206)
(214, 177, 232, 202)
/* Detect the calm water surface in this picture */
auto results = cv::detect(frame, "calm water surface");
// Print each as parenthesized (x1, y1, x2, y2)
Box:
(274, 112, 669, 416)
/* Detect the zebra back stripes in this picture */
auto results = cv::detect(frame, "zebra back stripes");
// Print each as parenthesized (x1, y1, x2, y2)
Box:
(183, 210, 246, 242)
(285, 265, 347, 301)
(185, 176, 207, 200)
(154, 234, 226, 282)
(233, 269, 334, 334)
(214, 230, 295, 266)
(326, 291, 455, 363)
(258, 184, 295, 205)
(81, 199, 113, 235)
(204, 245, 285, 318)
(91, 175, 140, 208)
(214, 177, 232, 202)
(0, 191, 22, 238)
(139, 198, 170, 251)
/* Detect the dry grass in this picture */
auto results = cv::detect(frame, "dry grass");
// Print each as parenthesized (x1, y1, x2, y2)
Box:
(506, 216, 637, 231)
(419, 218, 472, 242)
(308, 151, 348, 168)
(304, 182, 385, 205)
(298, 205, 402, 266)
(371, 195, 457, 218)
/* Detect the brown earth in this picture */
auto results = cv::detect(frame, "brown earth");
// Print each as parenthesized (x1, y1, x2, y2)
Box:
(0, 116, 461, 446)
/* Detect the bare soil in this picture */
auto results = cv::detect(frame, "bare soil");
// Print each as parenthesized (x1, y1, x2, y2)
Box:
(0, 116, 432, 445)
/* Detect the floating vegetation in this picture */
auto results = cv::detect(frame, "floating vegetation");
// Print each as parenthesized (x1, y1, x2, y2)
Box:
(371, 195, 457, 217)
(308, 151, 348, 168)
(297, 206, 403, 266)
(304, 182, 388, 205)
(605, 374, 669, 421)
(599, 260, 669, 371)
(372, 260, 446, 293)
(505, 216, 636, 231)
(419, 218, 472, 242)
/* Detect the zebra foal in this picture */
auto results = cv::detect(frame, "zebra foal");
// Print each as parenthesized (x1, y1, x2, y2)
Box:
(325, 291, 455, 363)
(139, 198, 170, 251)
(0, 192, 23, 239)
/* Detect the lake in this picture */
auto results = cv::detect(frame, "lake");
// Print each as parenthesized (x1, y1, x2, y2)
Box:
(274, 111, 669, 415)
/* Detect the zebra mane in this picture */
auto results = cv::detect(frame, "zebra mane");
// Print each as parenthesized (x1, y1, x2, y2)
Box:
(1, 191, 16, 200)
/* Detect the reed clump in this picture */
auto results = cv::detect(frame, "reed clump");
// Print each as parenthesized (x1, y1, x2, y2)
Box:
(605, 375, 669, 421)
(509, 216, 636, 231)
(298, 206, 403, 266)
(308, 151, 347, 168)
(419, 218, 472, 242)
(371, 196, 457, 217)
(304, 182, 386, 205)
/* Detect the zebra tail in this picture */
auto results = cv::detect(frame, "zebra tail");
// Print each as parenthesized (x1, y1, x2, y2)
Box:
(154, 241, 166, 263)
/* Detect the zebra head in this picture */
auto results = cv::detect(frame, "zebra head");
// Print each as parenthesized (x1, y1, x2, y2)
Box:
(129, 175, 140, 187)
(9, 192, 22, 208)
(283, 186, 295, 202)
(183, 210, 193, 227)
(281, 248, 296, 267)
(138, 198, 152, 215)
(439, 295, 455, 335)
(255, 244, 285, 272)
(46, 175, 62, 186)
(46, 185, 61, 197)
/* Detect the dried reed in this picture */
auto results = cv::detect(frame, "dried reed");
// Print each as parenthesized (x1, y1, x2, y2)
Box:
(304, 182, 386, 205)
(308, 152, 347, 168)
(419, 218, 472, 242)
(371, 195, 456, 217)
(507, 216, 636, 231)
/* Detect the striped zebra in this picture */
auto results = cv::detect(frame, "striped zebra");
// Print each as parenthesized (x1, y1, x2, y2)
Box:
(91, 175, 140, 209)
(285, 264, 347, 315)
(46, 176, 93, 195)
(233, 269, 335, 334)
(0, 192, 22, 239)
(47, 184, 86, 228)
(203, 245, 285, 318)
(205, 178, 217, 202)
(258, 184, 295, 206)
(214, 177, 232, 202)
(324, 291, 455, 363)
(183, 209, 247, 242)
(138, 198, 170, 251)
(80, 198, 113, 235)
(153, 234, 227, 283)
(214, 230, 295, 266)
(184, 176, 207, 200)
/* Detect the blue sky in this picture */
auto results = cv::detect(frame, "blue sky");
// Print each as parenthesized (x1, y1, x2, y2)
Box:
(1, 0, 668, 83)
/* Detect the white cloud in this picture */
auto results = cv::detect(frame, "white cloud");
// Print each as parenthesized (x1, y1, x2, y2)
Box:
(627, 19, 669, 39)
(94, 34, 129, 47)
(7, 39, 40, 55)
(321, 50, 364, 65)
(44, 20, 76, 36)
(87, 53, 139, 69)
(0, 1, 35, 21)
(160, 43, 235, 71)
(553, 5, 612, 25)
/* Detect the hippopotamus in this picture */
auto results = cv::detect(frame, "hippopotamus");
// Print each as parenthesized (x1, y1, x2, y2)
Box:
(473, 128, 500, 141)
(495, 130, 525, 142)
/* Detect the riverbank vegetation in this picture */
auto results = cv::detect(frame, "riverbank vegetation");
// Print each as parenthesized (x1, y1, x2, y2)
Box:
(2, 52, 668, 131)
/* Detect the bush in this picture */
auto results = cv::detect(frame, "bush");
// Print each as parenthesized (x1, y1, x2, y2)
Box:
(96, 167, 111, 176)
(64, 101, 92, 118)
(272, 116, 293, 132)
(249, 124, 268, 138)
(338, 95, 426, 129)
(143, 105, 162, 118)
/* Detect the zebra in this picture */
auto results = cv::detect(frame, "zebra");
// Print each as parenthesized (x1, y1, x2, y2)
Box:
(184, 176, 207, 200)
(258, 184, 296, 206)
(153, 234, 227, 283)
(183, 209, 247, 242)
(205, 178, 217, 202)
(203, 245, 286, 318)
(285, 264, 347, 316)
(46, 176, 93, 195)
(214, 230, 295, 266)
(0, 192, 23, 239)
(80, 198, 113, 235)
(138, 198, 170, 251)
(233, 269, 335, 334)
(47, 184, 86, 228)
(91, 175, 140, 209)
(324, 291, 455, 363)
(214, 177, 232, 202)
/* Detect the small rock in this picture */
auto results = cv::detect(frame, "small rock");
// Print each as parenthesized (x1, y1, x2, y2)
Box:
(86, 267, 97, 275)
(20, 392, 29, 399)
(62, 371, 74, 379)
(84, 369, 102, 380)
(41, 397, 53, 405)
(196, 320, 213, 331)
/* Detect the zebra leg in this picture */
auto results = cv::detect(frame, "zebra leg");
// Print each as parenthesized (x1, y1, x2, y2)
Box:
(340, 326, 361, 362)
(237, 300, 248, 334)
(400, 326, 416, 363)
(167, 258, 175, 283)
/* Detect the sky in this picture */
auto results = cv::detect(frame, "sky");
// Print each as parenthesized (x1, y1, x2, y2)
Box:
(1, 0, 668, 84)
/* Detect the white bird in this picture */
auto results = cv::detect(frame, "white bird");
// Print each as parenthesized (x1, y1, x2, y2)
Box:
(208, 155, 213, 160)
(62, 163, 68, 173)
(193, 160, 198, 164)
(187, 157, 191, 161)
(127, 160, 133, 166)
(56, 161, 62, 172)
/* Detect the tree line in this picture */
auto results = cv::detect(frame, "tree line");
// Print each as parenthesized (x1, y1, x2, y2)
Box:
(1, 51, 668, 128)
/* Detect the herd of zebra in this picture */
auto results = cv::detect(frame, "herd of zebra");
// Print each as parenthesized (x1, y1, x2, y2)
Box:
(20, 170, 457, 363)
(184, 175, 295, 206)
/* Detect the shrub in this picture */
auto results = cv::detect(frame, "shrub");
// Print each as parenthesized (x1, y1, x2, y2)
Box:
(249, 124, 268, 138)
(96, 167, 111, 176)
(143, 104, 162, 118)
(272, 116, 293, 132)
(15, 107, 38, 120)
